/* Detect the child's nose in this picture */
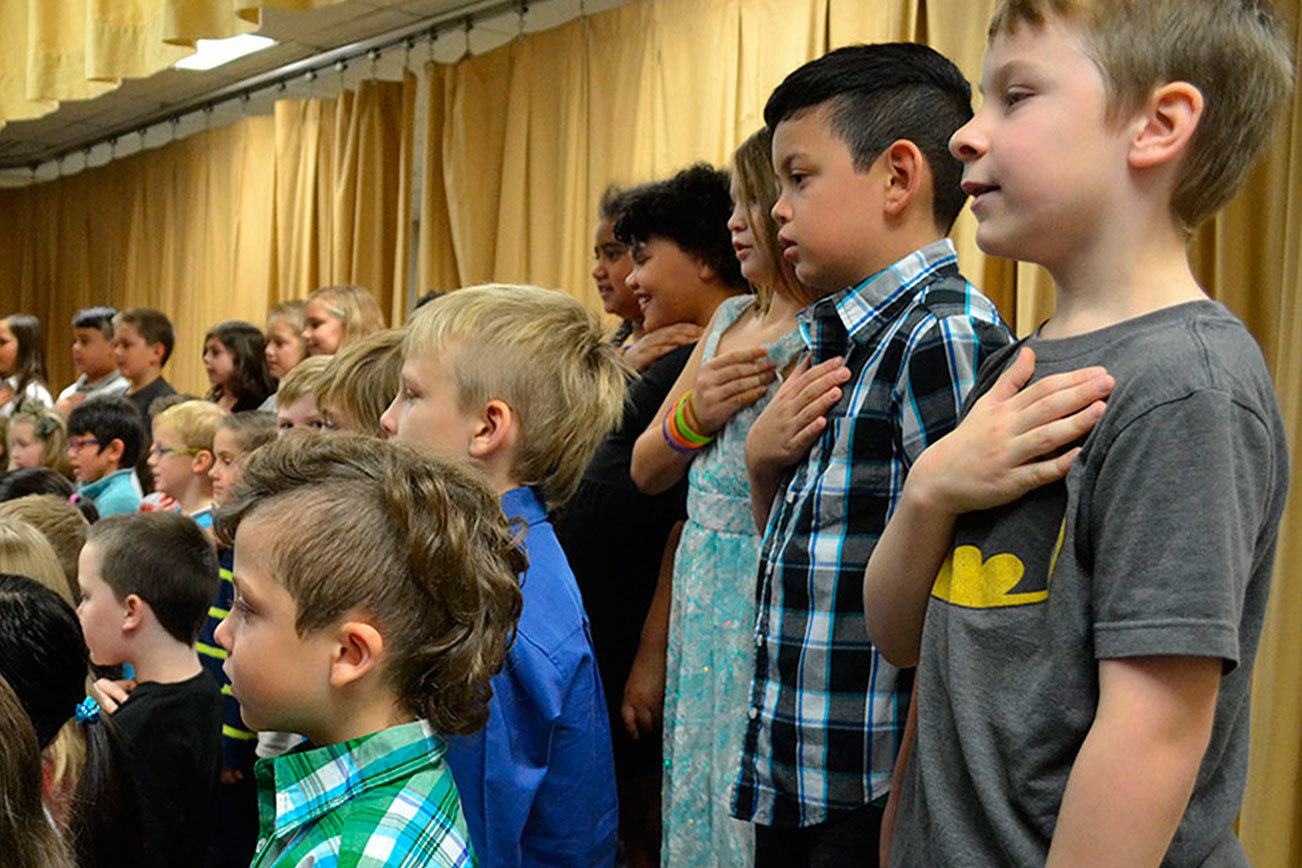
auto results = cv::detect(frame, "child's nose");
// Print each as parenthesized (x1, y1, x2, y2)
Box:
(949, 118, 987, 162)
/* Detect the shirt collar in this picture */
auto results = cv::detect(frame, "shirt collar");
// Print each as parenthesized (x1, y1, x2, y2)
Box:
(501, 486, 546, 525)
(78, 468, 133, 497)
(75, 370, 124, 391)
(797, 239, 959, 351)
(260, 719, 445, 839)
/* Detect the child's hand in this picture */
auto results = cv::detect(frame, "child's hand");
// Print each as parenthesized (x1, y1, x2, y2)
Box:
(687, 347, 778, 435)
(623, 323, 704, 372)
(55, 392, 86, 417)
(909, 347, 1114, 516)
(220, 769, 246, 785)
(620, 641, 666, 741)
(746, 355, 851, 476)
(91, 677, 137, 714)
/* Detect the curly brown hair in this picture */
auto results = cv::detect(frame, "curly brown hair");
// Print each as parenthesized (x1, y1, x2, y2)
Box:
(214, 432, 525, 735)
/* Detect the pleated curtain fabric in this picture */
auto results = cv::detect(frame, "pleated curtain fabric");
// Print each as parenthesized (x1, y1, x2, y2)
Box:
(0, 77, 415, 395)
(0, 0, 347, 129)
(0, 0, 1299, 861)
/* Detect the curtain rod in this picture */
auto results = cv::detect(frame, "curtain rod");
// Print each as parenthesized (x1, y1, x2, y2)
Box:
(3, 0, 553, 173)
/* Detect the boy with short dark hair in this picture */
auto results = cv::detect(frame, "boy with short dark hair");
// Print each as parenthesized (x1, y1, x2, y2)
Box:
(214, 432, 525, 866)
(735, 43, 1011, 863)
(77, 511, 223, 867)
(382, 284, 626, 867)
(56, 306, 129, 415)
(66, 396, 145, 517)
(113, 307, 177, 437)
(865, 2, 1294, 864)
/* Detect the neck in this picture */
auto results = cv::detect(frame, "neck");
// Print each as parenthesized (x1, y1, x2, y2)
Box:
(308, 693, 413, 747)
(218, 392, 238, 411)
(630, 320, 646, 341)
(128, 640, 202, 685)
(1041, 212, 1203, 339)
(174, 483, 214, 516)
(83, 367, 116, 384)
(693, 284, 739, 328)
(838, 226, 945, 294)
(128, 369, 161, 392)
(762, 289, 806, 325)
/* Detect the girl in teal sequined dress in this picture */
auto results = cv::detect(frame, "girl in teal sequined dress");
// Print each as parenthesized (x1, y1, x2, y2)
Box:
(627, 129, 816, 866)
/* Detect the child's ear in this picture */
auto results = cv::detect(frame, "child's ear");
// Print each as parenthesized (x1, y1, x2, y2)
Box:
(191, 449, 214, 476)
(328, 618, 384, 689)
(468, 399, 517, 462)
(102, 437, 126, 465)
(148, 343, 165, 367)
(1128, 81, 1203, 170)
(880, 139, 926, 218)
(121, 593, 146, 634)
(695, 256, 718, 283)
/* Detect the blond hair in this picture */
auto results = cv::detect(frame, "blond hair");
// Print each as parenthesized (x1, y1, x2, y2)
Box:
(152, 400, 226, 452)
(316, 329, 405, 437)
(276, 355, 333, 407)
(307, 285, 386, 348)
(7, 408, 73, 479)
(215, 432, 524, 735)
(405, 285, 628, 509)
(732, 128, 817, 309)
(988, 0, 1294, 230)
(0, 497, 89, 599)
(0, 516, 75, 605)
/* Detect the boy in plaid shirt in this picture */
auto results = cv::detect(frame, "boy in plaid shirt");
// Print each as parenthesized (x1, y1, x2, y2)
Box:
(735, 44, 1011, 864)
(213, 433, 524, 867)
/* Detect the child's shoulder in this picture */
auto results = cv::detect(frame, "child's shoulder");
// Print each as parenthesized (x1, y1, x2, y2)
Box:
(332, 762, 471, 867)
(1072, 301, 1277, 431)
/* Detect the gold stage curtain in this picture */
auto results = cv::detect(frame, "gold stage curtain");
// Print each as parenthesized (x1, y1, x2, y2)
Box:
(0, 76, 414, 395)
(0, 0, 346, 129)
(417, 1, 1302, 862)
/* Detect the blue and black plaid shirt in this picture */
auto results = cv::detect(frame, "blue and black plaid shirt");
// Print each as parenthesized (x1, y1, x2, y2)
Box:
(733, 240, 1011, 827)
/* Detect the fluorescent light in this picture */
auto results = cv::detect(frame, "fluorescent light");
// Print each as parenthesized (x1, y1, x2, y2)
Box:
(174, 34, 277, 71)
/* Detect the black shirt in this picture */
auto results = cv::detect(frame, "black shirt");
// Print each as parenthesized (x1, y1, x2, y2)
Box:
(126, 377, 176, 437)
(114, 670, 223, 868)
(555, 343, 694, 719)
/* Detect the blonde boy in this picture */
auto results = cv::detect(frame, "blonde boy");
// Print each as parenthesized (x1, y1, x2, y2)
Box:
(213, 433, 524, 866)
(316, 328, 405, 436)
(865, 2, 1294, 864)
(149, 400, 225, 519)
(274, 355, 331, 433)
(381, 284, 626, 867)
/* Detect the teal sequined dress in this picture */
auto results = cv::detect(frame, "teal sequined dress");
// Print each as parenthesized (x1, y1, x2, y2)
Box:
(662, 295, 804, 866)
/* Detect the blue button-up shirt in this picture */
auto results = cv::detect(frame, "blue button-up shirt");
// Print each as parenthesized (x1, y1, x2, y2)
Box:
(445, 486, 618, 866)
(733, 240, 1012, 827)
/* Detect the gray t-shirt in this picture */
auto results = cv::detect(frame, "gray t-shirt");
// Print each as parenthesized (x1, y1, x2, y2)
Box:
(892, 301, 1289, 867)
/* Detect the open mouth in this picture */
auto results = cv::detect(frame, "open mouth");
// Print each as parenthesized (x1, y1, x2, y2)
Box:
(961, 180, 1000, 200)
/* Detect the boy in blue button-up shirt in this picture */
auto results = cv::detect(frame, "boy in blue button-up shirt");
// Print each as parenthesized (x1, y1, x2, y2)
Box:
(382, 284, 627, 867)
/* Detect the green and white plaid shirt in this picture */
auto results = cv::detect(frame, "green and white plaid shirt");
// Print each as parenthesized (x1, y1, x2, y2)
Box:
(252, 719, 475, 867)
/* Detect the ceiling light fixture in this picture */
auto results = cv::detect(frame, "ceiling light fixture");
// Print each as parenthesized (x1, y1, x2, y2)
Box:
(174, 34, 277, 71)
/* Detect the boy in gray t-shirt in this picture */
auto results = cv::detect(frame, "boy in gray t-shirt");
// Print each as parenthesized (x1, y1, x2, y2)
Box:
(863, 2, 1293, 865)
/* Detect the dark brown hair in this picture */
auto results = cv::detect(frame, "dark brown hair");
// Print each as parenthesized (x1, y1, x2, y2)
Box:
(87, 512, 219, 644)
(215, 432, 525, 735)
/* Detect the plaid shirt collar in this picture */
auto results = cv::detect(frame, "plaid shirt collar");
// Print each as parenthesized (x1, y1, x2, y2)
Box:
(797, 238, 960, 354)
(260, 719, 446, 840)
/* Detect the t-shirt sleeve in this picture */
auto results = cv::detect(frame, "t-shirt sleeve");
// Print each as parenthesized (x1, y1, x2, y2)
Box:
(896, 315, 1011, 467)
(1083, 389, 1278, 669)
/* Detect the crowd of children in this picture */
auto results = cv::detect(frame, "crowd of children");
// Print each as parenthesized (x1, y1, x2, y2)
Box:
(0, 1, 1293, 865)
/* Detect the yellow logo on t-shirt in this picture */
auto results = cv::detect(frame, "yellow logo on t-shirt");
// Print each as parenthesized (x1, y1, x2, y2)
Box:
(931, 518, 1066, 609)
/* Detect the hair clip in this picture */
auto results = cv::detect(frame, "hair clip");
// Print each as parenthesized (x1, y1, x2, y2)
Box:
(75, 695, 100, 724)
(69, 493, 81, 505)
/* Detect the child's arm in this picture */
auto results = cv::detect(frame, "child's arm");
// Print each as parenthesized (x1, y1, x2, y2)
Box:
(865, 348, 1114, 665)
(620, 521, 682, 739)
(880, 677, 919, 868)
(630, 311, 776, 495)
(745, 355, 852, 530)
(1046, 655, 1221, 867)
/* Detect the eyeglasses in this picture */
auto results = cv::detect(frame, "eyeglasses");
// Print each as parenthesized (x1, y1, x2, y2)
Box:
(66, 436, 101, 452)
(149, 445, 204, 460)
